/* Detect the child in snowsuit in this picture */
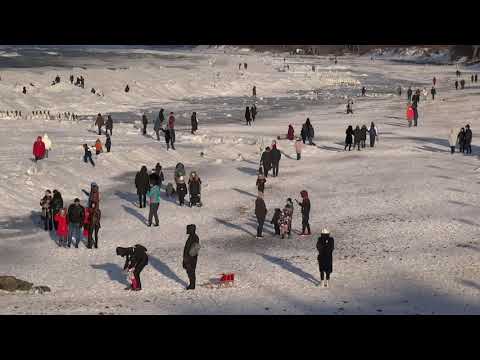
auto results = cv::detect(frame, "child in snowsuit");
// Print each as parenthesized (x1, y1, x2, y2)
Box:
(95, 139, 103, 155)
(54, 208, 68, 247)
(279, 208, 291, 239)
(271, 208, 282, 235)
(256, 169, 266, 193)
(83, 144, 95, 167)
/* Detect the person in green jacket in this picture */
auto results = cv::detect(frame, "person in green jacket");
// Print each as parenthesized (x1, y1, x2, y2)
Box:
(146, 184, 161, 227)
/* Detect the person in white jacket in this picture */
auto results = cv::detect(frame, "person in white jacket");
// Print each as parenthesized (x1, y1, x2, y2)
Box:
(42, 134, 52, 158)
(422, 87, 428, 101)
(448, 128, 458, 154)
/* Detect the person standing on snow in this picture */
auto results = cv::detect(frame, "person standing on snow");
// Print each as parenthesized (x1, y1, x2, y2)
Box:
(353, 125, 361, 151)
(287, 124, 295, 141)
(54, 208, 68, 247)
(87, 202, 101, 248)
(295, 137, 303, 160)
(407, 87, 413, 101)
(67, 198, 85, 248)
(455, 80, 459, 90)
(260, 147, 272, 178)
(304, 118, 315, 145)
(255, 192, 267, 239)
(191, 112, 198, 135)
(88, 182, 100, 209)
(475, 74, 478, 82)
(422, 87, 428, 101)
(94, 138, 103, 155)
(457, 128, 466, 153)
(95, 113, 104, 135)
(431, 86, 436, 101)
(176, 176, 188, 206)
(106, 115, 113, 136)
(141, 114, 148, 136)
(433, 77, 436, 87)
(42, 134, 52, 158)
(158, 108, 165, 128)
(33, 136, 46, 162)
(256, 168, 266, 194)
(361, 86, 366, 96)
(40, 190, 53, 231)
(252, 85, 256, 98)
(360, 124, 367, 149)
(471, 75, 474, 83)
(397, 86, 402, 96)
(464, 124, 473, 155)
(270, 142, 282, 177)
(183, 224, 200, 290)
(406, 104, 414, 128)
(251, 104, 257, 122)
(245, 106, 252, 126)
(448, 128, 458, 154)
(105, 133, 111, 153)
(369, 122, 378, 148)
(285, 198, 294, 237)
(296, 190, 311, 236)
(153, 112, 162, 140)
(51, 190, 64, 231)
(116, 244, 148, 291)
(316, 228, 334, 287)
(135, 166, 150, 208)
(345, 125, 354, 151)
(154, 163, 165, 188)
(271, 208, 282, 236)
(83, 144, 95, 167)
(167, 112, 176, 149)
(146, 180, 161, 227)
(188, 171, 202, 207)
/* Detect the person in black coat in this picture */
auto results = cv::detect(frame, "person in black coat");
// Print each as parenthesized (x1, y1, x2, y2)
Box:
(270, 144, 282, 177)
(353, 125, 361, 151)
(304, 118, 315, 145)
(316, 229, 334, 287)
(176, 176, 188, 206)
(135, 166, 150, 208)
(188, 172, 202, 207)
(360, 124, 367, 148)
(149, 163, 164, 188)
(296, 190, 311, 235)
(245, 107, 252, 126)
(407, 87, 413, 101)
(345, 125, 354, 151)
(50, 190, 64, 231)
(191, 112, 198, 134)
(83, 144, 95, 167)
(457, 127, 466, 153)
(255, 193, 267, 238)
(141, 114, 148, 135)
(105, 134, 111, 153)
(183, 224, 200, 290)
(271, 208, 282, 235)
(251, 104, 257, 122)
(260, 147, 272, 177)
(116, 244, 148, 291)
(464, 124, 473, 154)
(431, 86, 436, 100)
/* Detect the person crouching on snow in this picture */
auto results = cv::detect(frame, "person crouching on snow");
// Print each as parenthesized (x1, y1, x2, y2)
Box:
(116, 244, 149, 291)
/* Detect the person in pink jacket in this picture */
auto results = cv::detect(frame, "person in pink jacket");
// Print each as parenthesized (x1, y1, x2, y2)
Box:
(295, 137, 303, 160)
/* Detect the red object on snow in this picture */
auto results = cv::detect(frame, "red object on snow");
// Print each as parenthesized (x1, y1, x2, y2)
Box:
(54, 213, 69, 238)
(406, 106, 414, 121)
(131, 274, 139, 290)
(220, 273, 235, 283)
(33, 137, 46, 158)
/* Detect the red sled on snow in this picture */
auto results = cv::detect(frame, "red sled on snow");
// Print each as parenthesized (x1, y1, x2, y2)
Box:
(201, 273, 235, 289)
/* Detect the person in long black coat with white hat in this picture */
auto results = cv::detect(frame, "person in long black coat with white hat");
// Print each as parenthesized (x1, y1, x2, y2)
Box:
(316, 228, 334, 288)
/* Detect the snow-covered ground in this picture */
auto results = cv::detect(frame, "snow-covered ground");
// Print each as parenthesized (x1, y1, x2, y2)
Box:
(1, 47, 479, 314)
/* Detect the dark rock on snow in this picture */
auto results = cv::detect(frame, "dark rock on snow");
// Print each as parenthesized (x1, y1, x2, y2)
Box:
(0, 276, 50, 294)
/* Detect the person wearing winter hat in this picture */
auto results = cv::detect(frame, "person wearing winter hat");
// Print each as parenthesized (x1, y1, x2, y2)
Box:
(40, 190, 53, 231)
(316, 228, 334, 287)
(183, 224, 200, 290)
(168, 112, 176, 149)
(255, 191, 267, 238)
(448, 128, 458, 154)
(176, 175, 188, 206)
(287, 124, 295, 141)
(295, 137, 303, 160)
(105, 133, 111, 153)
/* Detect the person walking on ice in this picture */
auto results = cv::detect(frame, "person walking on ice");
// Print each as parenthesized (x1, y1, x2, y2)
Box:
(296, 190, 311, 236)
(448, 128, 458, 154)
(95, 113, 104, 135)
(83, 144, 95, 167)
(431, 86, 436, 101)
(369, 122, 378, 147)
(106, 115, 113, 136)
(146, 179, 160, 227)
(316, 228, 334, 287)
(141, 114, 148, 136)
(345, 125, 353, 151)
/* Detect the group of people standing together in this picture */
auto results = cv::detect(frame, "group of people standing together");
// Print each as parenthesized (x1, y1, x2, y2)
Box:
(345, 123, 378, 151)
(39, 183, 101, 249)
(448, 125, 473, 155)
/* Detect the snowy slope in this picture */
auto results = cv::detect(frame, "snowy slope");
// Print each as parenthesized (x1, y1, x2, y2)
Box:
(0, 50, 479, 314)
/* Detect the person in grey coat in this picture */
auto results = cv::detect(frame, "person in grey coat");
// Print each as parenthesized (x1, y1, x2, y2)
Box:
(153, 113, 162, 141)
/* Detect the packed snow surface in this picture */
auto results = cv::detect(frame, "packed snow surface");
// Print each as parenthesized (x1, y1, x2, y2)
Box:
(0, 47, 479, 314)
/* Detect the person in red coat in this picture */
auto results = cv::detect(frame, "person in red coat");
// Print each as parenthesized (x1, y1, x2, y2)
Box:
(33, 136, 46, 162)
(54, 208, 69, 247)
(406, 104, 414, 128)
(287, 124, 295, 141)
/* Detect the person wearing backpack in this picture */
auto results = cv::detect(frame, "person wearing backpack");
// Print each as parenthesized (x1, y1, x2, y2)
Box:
(146, 181, 161, 227)
(183, 224, 200, 290)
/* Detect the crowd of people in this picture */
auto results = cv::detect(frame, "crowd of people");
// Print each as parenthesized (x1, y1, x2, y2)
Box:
(345, 123, 378, 150)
